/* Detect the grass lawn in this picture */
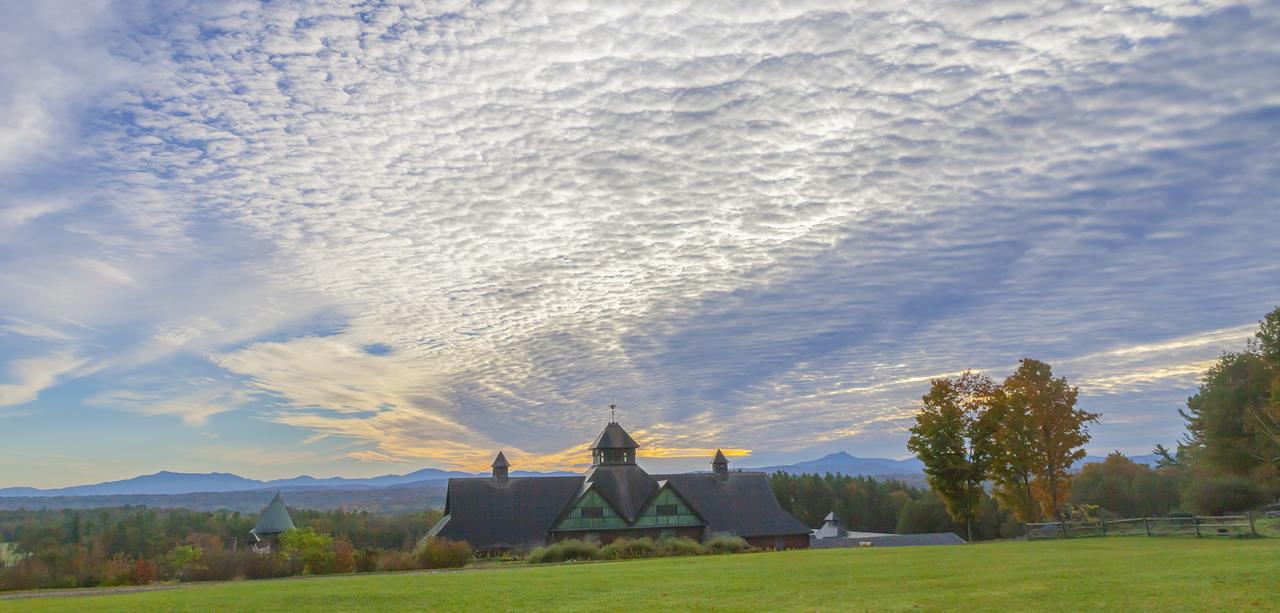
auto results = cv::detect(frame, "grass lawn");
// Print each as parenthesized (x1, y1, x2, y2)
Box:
(3, 538, 1278, 612)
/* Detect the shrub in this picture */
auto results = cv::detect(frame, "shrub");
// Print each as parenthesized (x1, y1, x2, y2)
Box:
(375, 551, 418, 572)
(599, 537, 655, 560)
(705, 535, 749, 554)
(1184, 477, 1269, 516)
(280, 528, 337, 575)
(242, 552, 292, 580)
(130, 557, 156, 585)
(101, 554, 133, 587)
(183, 548, 241, 582)
(334, 539, 356, 574)
(355, 548, 380, 573)
(414, 538, 471, 569)
(656, 537, 705, 557)
(528, 539, 599, 564)
(167, 545, 202, 580)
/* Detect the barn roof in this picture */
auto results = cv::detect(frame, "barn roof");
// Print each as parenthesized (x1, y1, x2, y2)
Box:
(251, 491, 295, 537)
(581, 463, 658, 522)
(428, 476, 582, 550)
(491, 451, 510, 468)
(589, 422, 639, 450)
(809, 532, 966, 548)
(653, 472, 811, 538)
(429, 470, 810, 548)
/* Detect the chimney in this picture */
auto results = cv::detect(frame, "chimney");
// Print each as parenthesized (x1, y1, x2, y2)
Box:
(491, 451, 510, 479)
(712, 449, 729, 478)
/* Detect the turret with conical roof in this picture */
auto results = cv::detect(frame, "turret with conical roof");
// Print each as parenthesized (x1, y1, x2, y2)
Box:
(712, 449, 729, 477)
(491, 451, 510, 479)
(251, 491, 295, 545)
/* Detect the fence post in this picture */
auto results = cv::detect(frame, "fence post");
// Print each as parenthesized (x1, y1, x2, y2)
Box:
(1247, 511, 1258, 537)
(1060, 521, 1069, 539)
(1100, 519, 1107, 537)
(1144, 517, 1151, 537)
(1193, 516, 1201, 538)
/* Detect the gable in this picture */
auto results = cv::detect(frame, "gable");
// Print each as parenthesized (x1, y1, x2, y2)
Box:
(631, 483, 704, 528)
(554, 488, 630, 531)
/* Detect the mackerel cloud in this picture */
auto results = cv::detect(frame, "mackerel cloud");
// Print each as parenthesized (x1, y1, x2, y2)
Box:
(2, 0, 1278, 468)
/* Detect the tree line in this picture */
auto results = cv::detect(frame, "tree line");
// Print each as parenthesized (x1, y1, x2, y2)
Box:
(769, 472, 1024, 541)
(1152, 306, 1280, 512)
(908, 306, 1280, 537)
(0, 506, 448, 591)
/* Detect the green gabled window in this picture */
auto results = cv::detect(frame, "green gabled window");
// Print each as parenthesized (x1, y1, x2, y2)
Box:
(555, 490, 629, 531)
(632, 486, 702, 528)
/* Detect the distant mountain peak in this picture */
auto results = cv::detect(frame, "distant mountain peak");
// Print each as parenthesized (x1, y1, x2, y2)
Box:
(816, 451, 857, 461)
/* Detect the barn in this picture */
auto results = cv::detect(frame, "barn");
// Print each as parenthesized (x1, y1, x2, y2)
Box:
(428, 421, 810, 551)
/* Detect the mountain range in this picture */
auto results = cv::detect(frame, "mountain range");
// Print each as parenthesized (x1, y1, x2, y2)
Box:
(0, 468, 573, 498)
(0, 452, 1159, 500)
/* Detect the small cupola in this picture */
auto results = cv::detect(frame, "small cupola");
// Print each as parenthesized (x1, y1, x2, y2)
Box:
(589, 421, 639, 466)
(491, 451, 510, 479)
(712, 449, 729, 478)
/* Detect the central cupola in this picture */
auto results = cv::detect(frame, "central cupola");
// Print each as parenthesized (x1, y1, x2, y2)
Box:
(589, 421, 639, 466)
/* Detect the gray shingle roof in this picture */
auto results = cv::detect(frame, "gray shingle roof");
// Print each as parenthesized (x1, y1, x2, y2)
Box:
(582, 464, 657, 522)
(655, 472, 811, 538)
(590, 422, 639, 450)
(428, 470, 811, 549)
(251, 491, 295, 538)
(428, 476, 582, 550)
(809, 532, 966, 548)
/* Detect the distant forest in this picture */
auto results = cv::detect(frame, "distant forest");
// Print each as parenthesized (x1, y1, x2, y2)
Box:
(0, 484, 447, 514)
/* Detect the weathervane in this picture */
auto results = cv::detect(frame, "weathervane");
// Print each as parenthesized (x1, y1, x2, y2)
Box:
(609, 402, 617, 422)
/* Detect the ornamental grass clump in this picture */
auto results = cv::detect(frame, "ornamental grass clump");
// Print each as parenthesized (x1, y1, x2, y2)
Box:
(705, 535, 750, 554)
(527, 539, 599, 563)
(598, 537, 656, 560)
(655, 536, 706, 557)
(415, 538, 472, 569)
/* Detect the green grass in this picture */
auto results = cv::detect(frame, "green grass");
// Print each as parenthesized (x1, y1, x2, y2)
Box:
(4, 538, 1278, 612)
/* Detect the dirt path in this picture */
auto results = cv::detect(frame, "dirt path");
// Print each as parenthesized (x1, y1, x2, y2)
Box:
(0, 583, 185, 600)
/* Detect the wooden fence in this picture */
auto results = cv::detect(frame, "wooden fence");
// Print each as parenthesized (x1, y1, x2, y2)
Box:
(1024, 513, 1260, 540)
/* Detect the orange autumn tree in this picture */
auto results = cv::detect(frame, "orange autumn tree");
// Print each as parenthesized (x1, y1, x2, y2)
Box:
(990, 359, 1099, 522)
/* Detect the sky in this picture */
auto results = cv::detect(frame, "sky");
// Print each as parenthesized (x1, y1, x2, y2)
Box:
(1, 0, 1278, 489)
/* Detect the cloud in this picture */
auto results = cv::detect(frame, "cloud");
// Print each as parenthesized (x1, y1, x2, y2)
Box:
(4, 0, 1280, 474)
(0, 351, 87, 407)
(87, 379, 251, 426)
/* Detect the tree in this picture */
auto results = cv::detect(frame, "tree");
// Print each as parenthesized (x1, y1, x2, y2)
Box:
(1181, 351, 1278, 477)
(279, 528, 335, 575)
(986, 381, 1039, 522)
(1070, 453, 1180, 517)
(907, 372, 996, 541)
(1257, 306, 1280, 367)
(993, 359, 1099, 522)
(1152, 444, 1180, 468)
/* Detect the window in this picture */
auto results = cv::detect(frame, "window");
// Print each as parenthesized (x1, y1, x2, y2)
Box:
(656, 504, 679, 516)
(580, 506, 604, 519)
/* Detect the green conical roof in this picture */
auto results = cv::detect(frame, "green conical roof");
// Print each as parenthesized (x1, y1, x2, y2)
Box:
(252, 491, 295, 536)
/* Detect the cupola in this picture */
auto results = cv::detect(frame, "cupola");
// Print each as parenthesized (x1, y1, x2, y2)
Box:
(491, 451, 510, 479)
